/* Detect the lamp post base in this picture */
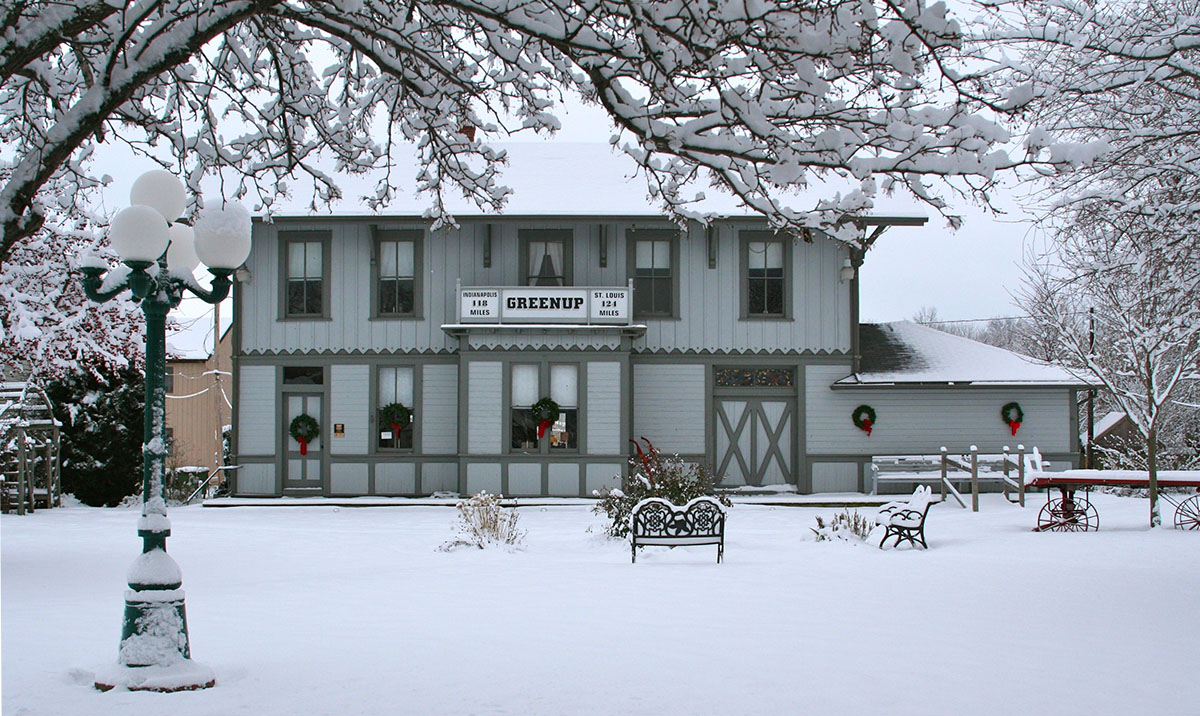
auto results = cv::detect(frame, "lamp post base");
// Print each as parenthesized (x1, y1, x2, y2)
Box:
(94, 660, 215, 692)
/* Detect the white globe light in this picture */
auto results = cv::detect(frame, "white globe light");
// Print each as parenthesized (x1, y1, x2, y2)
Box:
(109, 205, 170, 264)
(130, 170, 187, 223)
(193, 204, 252, 270)
(166, 224, 200, 274)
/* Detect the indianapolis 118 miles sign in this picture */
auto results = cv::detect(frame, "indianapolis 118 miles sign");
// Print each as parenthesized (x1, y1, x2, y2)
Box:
(459, 287, 630, 325)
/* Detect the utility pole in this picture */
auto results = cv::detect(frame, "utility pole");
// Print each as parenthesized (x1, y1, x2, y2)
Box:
(1087, 307, 1095, 468)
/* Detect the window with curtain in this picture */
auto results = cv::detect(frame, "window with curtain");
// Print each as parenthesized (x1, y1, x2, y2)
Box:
(527, 240, 567, 286)
(510, 363, 578, 451)
(286, 240, 324, 316)
(377, 239, 416, 315)
(746, 240, 785, 316)
(633, 238, 673, 316)
(377, 366, 414, 449)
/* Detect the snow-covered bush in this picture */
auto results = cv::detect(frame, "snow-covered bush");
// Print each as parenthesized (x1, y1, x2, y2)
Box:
(811, 510, 874, 543)
(593, 438, 731, 538)
(45, 367, 144, 507)
(440, 492, 525, 551)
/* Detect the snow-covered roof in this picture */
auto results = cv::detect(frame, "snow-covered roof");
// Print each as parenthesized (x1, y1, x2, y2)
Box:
(836, 321, 1089, 388)
(262, 141, 930, 222)
(1092, 411, 1128, 437)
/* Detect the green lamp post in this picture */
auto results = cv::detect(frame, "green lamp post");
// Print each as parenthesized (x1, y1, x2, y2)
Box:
(84, 170, 251, 692)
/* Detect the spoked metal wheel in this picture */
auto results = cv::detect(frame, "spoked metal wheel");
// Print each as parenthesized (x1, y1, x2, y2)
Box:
(1173, 495, 1200, 530)
(1036, 496, 1100, 532)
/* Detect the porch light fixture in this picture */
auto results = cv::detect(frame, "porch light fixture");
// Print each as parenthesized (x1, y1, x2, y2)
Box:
(840, 258, 856, 282)
(82, 169, 251, 692)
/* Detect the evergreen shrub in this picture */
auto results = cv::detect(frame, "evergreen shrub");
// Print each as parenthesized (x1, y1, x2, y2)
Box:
(45, 366, 144, 507)
(593, 438, 731, 538)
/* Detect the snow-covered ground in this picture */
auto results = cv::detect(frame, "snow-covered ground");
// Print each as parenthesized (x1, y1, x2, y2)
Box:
(3, 494, 1197, 716)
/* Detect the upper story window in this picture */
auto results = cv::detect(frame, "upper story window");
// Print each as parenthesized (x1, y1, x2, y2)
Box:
(377, 365, 415, 450)
(521, 230, 572, 286)
(374, 230, 422, 318)
(629, 230, 677, 318)
(742, 233, 788, 318)
(511, 362, 578, 452)
(281, 232, 330, 319)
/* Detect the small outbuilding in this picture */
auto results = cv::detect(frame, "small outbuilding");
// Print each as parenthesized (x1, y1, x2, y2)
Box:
(1, 379, 62, 514)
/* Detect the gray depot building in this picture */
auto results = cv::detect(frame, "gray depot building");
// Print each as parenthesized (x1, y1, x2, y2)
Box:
(228, 144, 1084, 498)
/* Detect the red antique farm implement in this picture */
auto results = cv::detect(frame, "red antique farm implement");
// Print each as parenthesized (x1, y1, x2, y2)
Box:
(1026, 470, 1200, 532)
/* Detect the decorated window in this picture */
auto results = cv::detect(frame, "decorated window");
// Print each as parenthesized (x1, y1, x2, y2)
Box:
(285, 239, 324, 316)
(510, 363, 578, 451)
(377, 366, 414, 450)
(283, 366, 324, 385)
(714, 367, 795, 387)
(744, 237, 786, 317)
(521, 230, 572, 286)
(631, 233, 676, 317)
(376, 236, 417, 316)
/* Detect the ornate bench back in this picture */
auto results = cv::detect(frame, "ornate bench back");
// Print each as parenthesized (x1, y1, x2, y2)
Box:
(631, 497, 726, 538)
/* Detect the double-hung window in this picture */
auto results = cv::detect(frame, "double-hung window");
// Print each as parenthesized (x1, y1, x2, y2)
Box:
(743, 234, 787, 317)
(282, 233, 329, 318)
(377, 366, 414, 450)
(510, 363, 578, 452)
(374, 230, 422, 318)
(521, 230, 572, 286)
(629, 230, 677, 318)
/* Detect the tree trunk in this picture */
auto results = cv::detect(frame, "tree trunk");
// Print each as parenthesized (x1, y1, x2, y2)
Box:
(1147, 428, 1160, 528)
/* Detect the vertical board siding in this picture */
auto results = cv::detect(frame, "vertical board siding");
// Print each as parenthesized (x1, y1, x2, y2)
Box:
(633, 364, 706, 454)
(421, 364, 459, 454)
(467, 361, 503, 454)
(586, 362, 622, 454)
(236, 463, 275, 494)
(237, 365, 276, 455)
(243, 219, 852, 356)
(330, 462, 369, 494)
(805, 365, 1073, 454)
(329, 365, 369, 455)
(812, 462, 859, 492)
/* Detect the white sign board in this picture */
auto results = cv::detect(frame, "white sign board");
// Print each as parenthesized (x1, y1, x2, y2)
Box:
(459, 287, 630, 325)
(589, 289, 629, 324)
(502, 289, 588, 321)
(460, 289, 499, 321)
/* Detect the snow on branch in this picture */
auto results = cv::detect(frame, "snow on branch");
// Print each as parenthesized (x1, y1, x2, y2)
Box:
(1, 0, 1076, 262)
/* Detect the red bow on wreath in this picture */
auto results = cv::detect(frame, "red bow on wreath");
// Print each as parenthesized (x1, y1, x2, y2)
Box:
(852, 405, 876, 437)
(1001, 402, 1024, 436)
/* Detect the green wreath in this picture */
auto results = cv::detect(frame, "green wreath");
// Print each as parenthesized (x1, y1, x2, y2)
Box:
(380, 402, 411, 431)
(1001, 402, 1024, 435)
(289, 414, 320, 454)
(531, 397, 561, 439)
(852, 404, 876, 436)
(530, 397, 560, 424)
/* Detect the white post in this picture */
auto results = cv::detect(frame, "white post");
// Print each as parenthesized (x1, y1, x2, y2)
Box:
(1017, 444, 1026, 507)
(970, 445, 979, 512)
(940, 446, 948, 502)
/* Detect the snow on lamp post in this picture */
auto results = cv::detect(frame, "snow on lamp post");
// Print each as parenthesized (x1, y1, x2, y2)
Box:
(82, 170, 251, 692)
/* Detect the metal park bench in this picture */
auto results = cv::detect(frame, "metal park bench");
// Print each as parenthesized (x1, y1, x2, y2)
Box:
(630, 496, 726, 563)
(874, 486, 935, 549)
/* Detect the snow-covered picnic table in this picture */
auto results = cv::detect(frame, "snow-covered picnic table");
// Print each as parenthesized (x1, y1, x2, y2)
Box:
(1025, 470, 1200, 531)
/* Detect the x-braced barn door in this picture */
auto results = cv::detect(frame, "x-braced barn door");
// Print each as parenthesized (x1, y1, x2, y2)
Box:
(715, 399, 794, 487)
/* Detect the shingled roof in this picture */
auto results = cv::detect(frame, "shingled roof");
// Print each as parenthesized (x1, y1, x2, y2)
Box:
(839, 321, 1088, 387)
